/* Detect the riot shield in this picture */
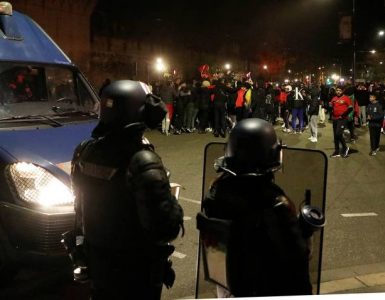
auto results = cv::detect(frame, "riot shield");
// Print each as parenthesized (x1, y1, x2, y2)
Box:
(195, 142, 328, 298)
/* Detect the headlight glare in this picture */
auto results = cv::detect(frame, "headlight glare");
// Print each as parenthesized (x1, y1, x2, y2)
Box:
(7, 162, 74, 208)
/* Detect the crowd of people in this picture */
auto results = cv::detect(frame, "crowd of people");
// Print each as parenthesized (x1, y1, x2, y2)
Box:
(147, 76, 385, 157)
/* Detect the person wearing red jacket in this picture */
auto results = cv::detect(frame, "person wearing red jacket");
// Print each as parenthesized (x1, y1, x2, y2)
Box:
(329, 86, 353, 158)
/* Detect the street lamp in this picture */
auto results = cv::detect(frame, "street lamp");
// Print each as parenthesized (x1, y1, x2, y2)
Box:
(155, 57, 166, 73)
(224, 63, 231, 70)
(263, 65, 268, 70)
(370, 49, 376, 54)
(352, 0, 356, 85)
(379, 30, 385, 37)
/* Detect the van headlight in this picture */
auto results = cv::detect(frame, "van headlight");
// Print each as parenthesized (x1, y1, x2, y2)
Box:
(6, 162, 74, 208)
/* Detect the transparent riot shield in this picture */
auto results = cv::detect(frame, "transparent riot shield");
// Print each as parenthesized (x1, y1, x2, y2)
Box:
(195, 142, 328, 298)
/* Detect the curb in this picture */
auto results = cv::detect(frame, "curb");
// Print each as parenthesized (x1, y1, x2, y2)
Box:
(321, 262, 385, 294)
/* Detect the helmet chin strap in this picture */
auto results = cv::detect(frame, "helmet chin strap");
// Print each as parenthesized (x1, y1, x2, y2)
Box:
(214, 156, 281, 177)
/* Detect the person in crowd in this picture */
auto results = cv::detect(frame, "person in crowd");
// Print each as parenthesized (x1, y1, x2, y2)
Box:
(282, 85, 292, 133)
(355, 83, 369, 127)
(183, 81, 197, 133)
(212, 78, 229, 138)
(173, 82, 190, 134)
(226, 81, 237, 128)
(287, 85, 305, 134)
(159, 80, 178, 136)
(367, 92, 384, 155)
(307, 87, 320, 143)
(327, 87, 336, 121)
(344, 85, 359, 142)
(234, 81, 247, 122)
(329, 86, 353, 158)
(251, 80, 266, 119)
(265, 84, 276, 124)
(196, 80, 212, 133)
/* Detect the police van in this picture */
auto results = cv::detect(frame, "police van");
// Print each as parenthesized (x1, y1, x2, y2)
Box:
(0, 2, 99, 278)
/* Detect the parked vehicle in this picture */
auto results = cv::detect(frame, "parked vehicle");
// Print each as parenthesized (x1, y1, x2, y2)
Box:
(0, 1, 99, 279)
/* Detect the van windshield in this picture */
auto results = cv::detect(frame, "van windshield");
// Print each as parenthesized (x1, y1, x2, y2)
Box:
(0, 62, 99, 121)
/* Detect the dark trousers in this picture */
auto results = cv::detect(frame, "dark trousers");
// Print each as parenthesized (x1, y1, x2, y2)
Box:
(333, 119, 348, 152)
(369, 124, 381, 150)
(235, 107, 246, 122)
(198, 108, 209, 131)
(214, 105, 226, 133)
(348, 120, 357, 139)
(88, 246, 163, 300)
(292, 108, 304, 131)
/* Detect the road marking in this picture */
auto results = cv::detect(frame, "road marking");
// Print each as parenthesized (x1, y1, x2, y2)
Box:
(179, 196, 201, 205)
(341, 213, 378, 217)
(172, 251, 187, 259)
(183, 216, 192, 221)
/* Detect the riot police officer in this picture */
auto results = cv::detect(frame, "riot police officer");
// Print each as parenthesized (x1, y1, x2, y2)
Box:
(199, 118, 313, 297)
(70, 80, 184, 300)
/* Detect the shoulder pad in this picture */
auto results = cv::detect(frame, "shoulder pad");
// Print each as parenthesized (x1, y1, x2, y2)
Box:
(72, 139, 93, 161)
(129, 150, 163, 176)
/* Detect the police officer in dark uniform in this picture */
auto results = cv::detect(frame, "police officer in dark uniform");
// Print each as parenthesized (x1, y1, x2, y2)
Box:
(200, 118, 313, 297)
(70, 80, 184, 300)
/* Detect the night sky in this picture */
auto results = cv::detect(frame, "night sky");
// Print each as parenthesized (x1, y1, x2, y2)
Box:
(93, 0, 385, 73)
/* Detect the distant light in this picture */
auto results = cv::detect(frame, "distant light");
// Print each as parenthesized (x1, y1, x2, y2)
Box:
(331, 74, 340, 81)
(155, 57, 166, 72)
(380, 62, 384, 65)
(224, 63, 231, 70)
(284, 79, 289, 83)
(340, 78, 345, 83)
(288, 69, 291, 73)
(306, 75, 309, 79)
(371, 49, 376, 54)
(294, 78, 298, 82)
(379, 30, 385, 36)
(263, 65, 268, 70)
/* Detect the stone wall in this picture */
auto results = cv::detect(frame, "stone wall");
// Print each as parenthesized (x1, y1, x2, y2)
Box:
(11, 0, 96, 76)
(9, 0, 247, 90)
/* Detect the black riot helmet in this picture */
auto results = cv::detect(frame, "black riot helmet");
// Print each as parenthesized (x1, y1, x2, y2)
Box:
(224, 118, 282, 175)
(97, 80, 167, 132)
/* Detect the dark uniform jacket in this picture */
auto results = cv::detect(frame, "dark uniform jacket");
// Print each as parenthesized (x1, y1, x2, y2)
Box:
(71, 124, 184, 299)
(202, 173, 312, 297)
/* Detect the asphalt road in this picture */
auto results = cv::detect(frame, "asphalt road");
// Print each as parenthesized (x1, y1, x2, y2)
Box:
(3, 120, 385, 299)
(153, 121, 385, 299)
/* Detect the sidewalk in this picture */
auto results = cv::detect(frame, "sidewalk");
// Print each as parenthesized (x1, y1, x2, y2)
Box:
(321, 262, 385, 294)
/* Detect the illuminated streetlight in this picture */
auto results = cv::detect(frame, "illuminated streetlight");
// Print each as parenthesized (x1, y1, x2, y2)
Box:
(224, 63, 231, 70)
(155, 57, 167, 73)
(380, 61, 383, 65)
(288, 69, 292, 74)
(331, 73, 340, 81)
(370, 49, 376, 54)
(263, 65, 268, 70)
(379, 30, 385, 36)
